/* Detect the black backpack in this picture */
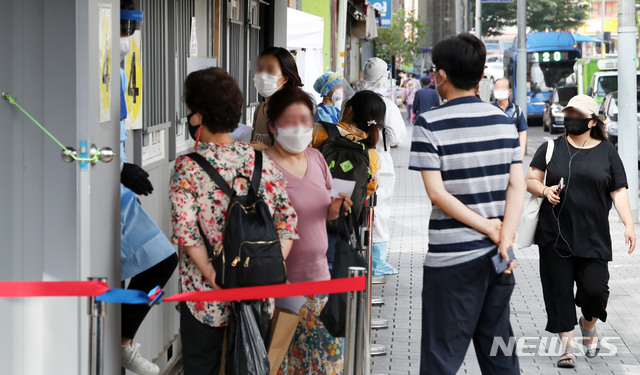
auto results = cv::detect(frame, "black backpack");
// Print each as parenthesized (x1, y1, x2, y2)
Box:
(187, 151, 287, 289)
(317, 122, 371, 232)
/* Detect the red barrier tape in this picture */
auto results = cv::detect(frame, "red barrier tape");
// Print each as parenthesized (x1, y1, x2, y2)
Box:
(163, 276, 367, 302)
(0, 280, 109, 298)
(0, 277, 366, 303)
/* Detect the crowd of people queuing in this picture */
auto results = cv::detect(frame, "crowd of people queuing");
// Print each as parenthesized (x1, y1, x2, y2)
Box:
(118, 3, 637, 371)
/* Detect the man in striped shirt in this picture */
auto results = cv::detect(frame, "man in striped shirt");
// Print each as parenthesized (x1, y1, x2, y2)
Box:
(409, 33, 526, 375)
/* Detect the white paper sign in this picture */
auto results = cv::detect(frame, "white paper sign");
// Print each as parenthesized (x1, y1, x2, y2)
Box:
(330, 178, 356, 198)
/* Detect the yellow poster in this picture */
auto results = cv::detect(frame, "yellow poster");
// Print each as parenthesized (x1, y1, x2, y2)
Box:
(124, 30, 143, 130)
(99, 4, 112, 123)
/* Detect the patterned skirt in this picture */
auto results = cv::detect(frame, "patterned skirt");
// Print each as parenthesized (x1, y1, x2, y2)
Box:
(278, 295, 344, 375)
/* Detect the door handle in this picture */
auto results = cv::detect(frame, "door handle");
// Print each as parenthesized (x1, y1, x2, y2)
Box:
(60, 144, 114, 165)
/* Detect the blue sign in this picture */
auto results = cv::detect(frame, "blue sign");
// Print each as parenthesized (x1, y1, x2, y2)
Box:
(370, 0, 392, 28)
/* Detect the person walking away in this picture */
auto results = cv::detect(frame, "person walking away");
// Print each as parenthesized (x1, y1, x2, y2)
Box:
(352, 57, 407, 276)
(494, 78, 528, 160)
(119, 3, 178, 374)
(404, 80, 418, 123)
(314, 72, 343, 123)
(264, 86, 352, 374)
(311, 90, 384, 267)
(251, 47, 304, 150)
(409, 33, 526, 375)
(413, 77, 440, 118)
(170, 68, 298, 375)
(525, 94, 636, 369)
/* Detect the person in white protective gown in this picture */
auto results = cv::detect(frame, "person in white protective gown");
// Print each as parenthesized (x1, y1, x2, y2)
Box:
(352, 57, 407, 275)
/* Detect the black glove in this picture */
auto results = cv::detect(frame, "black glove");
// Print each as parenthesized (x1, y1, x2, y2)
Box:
(121, 162, 154, 196)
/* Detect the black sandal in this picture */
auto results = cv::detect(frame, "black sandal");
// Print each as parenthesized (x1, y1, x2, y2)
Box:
(579, 317, 601, 358)
(557, 348, 578, 369)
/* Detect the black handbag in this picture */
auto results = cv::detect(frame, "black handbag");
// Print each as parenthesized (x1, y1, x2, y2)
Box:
(320, 214, 367, 337)
(188, 151, 287, 289)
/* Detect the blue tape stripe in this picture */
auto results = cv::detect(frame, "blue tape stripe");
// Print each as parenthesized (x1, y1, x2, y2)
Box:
(96, 289, 150, 304)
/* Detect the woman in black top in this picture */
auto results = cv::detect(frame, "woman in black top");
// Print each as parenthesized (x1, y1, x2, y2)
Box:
(526, 95, 636, 369)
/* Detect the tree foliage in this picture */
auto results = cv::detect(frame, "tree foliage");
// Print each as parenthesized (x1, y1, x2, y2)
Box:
(481, 0, 590, 36)
(375, 9, 429, 67)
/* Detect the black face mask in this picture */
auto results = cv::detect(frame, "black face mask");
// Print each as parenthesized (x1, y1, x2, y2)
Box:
(188, 123, 201, 141)
(564, 117, 591, 135)
(186, 112, 201, 141)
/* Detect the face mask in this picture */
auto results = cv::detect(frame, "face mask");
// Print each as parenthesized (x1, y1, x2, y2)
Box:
(120, 37, 130, 62)
(331, 90, 344, 107)
(564, 117, 592, 135)
(275, 125, 313, 154)
(494, 90, 510, 100)
(254, 72, 283, 98)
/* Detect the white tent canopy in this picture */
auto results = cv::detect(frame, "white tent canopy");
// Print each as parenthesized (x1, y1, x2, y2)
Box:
(287, 8, 325, 103)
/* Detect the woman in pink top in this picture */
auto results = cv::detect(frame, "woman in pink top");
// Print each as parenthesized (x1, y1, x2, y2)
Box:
(265, 86, 352, 374)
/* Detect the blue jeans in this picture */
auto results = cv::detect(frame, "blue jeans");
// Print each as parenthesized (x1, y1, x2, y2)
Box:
(372, 242, 398, 276)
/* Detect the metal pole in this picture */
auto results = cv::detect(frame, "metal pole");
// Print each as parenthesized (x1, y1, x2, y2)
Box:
(617, 0, 639, 222)
(475, 0, 482, 38)
(601, 0, 606, 57)
(88, 277, 107, 375)
(337, 0, 348, 74)
(516, 0, 527, 119)
(344, 267, 366, 375)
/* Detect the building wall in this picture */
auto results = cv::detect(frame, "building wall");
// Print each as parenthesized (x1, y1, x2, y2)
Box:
(425, 0, 458, 48)
(300, 0, 334, 72)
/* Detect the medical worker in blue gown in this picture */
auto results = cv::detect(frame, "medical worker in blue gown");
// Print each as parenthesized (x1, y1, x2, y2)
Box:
(119, 3, 177, 374)
(313, 72, 343, 123)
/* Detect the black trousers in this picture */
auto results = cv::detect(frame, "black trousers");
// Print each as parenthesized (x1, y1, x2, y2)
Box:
(539, 245, 610, 333)
(420, 252, 519, 375)
(121, 253, 178, 339)
(180, 302, 225, 375)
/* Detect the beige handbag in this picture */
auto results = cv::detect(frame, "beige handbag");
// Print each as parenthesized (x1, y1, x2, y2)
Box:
(517, 140, 554, 248)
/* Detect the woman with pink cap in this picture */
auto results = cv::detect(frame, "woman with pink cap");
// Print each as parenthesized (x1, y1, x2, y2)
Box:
(526, 94, 636, 368)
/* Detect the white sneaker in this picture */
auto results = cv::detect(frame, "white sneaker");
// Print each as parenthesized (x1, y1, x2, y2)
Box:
(121, 343, 160, 375)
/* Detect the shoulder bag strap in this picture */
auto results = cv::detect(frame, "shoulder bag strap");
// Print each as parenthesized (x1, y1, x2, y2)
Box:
(251, 151, 263, 192)
(543, 139, 554, 184)
(321, 121, 342, 140)
(187, 153, 235, 197)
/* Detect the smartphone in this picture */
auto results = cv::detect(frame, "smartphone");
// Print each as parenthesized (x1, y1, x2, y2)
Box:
(491, 248, 516, 274)
(557, 177, 565, 193)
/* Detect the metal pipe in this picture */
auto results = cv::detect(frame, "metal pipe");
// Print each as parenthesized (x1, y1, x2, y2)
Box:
(475, 0, 482, 38)
(515, 0, 527, 119)
(88, 277, 107, 375)
(617, 0, 638, 222)
(344, 267, 366, 375)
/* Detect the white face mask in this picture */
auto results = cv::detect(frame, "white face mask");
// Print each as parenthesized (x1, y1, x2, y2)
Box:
(494, 89, 510, 100)
(254, 72, 283, 98)
(120, 37, 130, 62)
(331, 89, 344, 107)
(275, 125, 313, 154)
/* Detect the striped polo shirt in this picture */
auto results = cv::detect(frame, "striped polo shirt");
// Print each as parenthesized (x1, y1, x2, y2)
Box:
(409, 96, 522, 267)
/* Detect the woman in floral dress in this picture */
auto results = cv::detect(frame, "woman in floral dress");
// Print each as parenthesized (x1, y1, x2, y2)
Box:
(264, 86, 352, 375)
(169, 67, 298, 375)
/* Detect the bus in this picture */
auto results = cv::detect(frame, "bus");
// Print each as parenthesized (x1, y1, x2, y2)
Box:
(504, 32, 581, 123)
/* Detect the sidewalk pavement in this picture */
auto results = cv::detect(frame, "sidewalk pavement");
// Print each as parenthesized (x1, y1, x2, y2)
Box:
(371, 124, 640, 375)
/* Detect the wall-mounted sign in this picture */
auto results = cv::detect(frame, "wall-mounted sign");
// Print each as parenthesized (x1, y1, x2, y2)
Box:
(369, 0, 392, 28)
(99, 4, 112, 123)
(124, 30, 142, 130)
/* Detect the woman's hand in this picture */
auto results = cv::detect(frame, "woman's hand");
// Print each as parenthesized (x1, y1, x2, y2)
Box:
(625, 224, 636, 254)
(327, 193, 353, 221)
(544, 185, 561, 205)
(484, 218, 503, 245)
(205, 267, 222, 290)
